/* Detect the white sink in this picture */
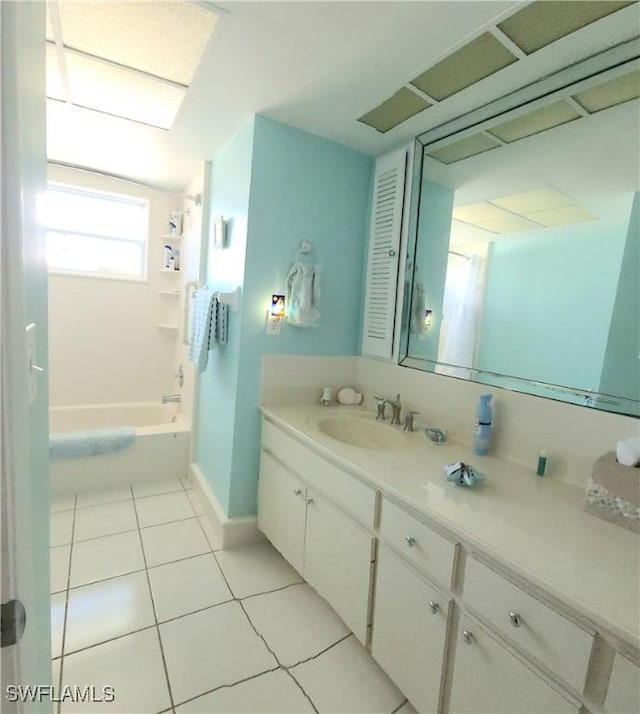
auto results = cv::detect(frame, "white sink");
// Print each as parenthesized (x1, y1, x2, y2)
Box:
(314, 415, 407, 450)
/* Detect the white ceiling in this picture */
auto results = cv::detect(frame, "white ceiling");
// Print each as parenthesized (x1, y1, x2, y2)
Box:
(46, 1, 640, 191)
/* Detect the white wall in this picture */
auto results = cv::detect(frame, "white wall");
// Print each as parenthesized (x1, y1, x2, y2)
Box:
(48, 165, 183, 407)
(261, 354, 639, 489)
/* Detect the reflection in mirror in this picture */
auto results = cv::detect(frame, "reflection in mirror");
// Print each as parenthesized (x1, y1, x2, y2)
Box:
(402, 51, 639, 417)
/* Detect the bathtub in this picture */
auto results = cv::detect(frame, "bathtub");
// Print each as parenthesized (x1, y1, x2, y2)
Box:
(50, 402, 190, 497)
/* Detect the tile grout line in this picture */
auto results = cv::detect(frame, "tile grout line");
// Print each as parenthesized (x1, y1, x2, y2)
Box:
(390, 698, 410, 714)
(130, 487, 177, 714)
(56, 492, 77, 714)
(282, 668, 319, 714)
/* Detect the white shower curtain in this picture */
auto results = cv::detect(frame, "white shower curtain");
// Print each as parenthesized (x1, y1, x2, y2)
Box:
(437, 254, 482, 378)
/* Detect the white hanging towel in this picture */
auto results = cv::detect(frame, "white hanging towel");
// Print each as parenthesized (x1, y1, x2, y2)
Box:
(188, 287, 216, 373)
(286, 261, 320, 327)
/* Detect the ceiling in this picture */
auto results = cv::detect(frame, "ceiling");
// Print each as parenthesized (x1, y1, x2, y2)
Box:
(45, 1, 640, 191)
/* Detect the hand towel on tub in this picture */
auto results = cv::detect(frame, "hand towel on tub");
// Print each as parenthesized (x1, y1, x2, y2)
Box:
(188, 287, 216, 372)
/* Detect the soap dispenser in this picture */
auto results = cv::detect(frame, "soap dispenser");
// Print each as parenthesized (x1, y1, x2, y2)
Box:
(473, 394, 493, 456)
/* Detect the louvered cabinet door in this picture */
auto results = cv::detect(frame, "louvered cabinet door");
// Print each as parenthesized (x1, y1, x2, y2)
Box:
(362, 148, 407, 359)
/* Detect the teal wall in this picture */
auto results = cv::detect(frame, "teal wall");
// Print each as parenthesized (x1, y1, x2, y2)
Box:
(476, 215, 628, 390)
(409, 178, 454, 360)
(195, 115, 372, 517)
(599, 192, 640, 404)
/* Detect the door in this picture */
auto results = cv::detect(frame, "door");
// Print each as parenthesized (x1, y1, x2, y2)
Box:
(1, 2, 51, 712)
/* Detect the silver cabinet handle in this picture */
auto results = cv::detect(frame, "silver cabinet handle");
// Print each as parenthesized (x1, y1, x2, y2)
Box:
(30, 360, 44, 374)
(462, 630, 473, 644)
(305, 496, 314, 505)
(405, 536, 416, 547)
(509, 612, 523, 628)
(388, 249, 396, 257)
(429, 601, 439, 614)
(293, 488, 302, 496)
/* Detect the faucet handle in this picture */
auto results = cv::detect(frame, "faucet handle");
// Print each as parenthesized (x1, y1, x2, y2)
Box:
(404, 410, 420, 432)
(374, 395, 385, 404)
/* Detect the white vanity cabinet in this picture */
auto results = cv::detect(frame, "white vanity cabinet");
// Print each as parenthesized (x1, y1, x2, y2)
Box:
(448, 614, 580, 714)
(605, 653, 640, 714)
(258, 421, 376, 644)
(372, 546, 450, 713)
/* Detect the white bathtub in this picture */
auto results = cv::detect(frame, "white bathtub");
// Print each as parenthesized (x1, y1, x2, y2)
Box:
(50, 402, 191, 496)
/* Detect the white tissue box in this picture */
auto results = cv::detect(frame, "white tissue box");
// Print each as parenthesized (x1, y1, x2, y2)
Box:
(585, 452, 640, 533)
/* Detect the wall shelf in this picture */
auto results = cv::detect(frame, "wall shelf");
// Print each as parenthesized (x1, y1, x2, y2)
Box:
(157, 324, 179, 331)
(159, 268, 181, 274)
(159, 290, 181, 296)
(160, 234, 183, 241)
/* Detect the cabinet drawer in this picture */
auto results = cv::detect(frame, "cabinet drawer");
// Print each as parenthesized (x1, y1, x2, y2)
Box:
(450, 614, 580, 713)
(463, 555, 594, 692)
(379, 498, 456, 589)
(605, 652, 640, 714)
(262, 419, 376, 528)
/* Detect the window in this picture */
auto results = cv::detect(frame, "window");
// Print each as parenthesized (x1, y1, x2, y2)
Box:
(43, 183, 149, 279)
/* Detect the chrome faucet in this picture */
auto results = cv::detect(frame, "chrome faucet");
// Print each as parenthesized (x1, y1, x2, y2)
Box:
(162, 394, 181, 404)
(387, 394, 402, 426)
(374, 396, 387, 421)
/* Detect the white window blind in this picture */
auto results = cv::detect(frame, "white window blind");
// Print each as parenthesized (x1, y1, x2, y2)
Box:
(362, 149, 407, 359)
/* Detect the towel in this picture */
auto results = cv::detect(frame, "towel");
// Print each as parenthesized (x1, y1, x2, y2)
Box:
(50, 427, 135, 460)
(215, 300, 228, 344)
(189, 287, 216, 372)
(286, 261, 320, 327)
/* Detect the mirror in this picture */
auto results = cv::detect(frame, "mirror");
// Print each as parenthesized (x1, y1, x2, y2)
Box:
(401, 45, 639, 417)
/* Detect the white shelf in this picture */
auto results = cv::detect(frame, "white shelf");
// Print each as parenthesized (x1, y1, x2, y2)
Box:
(159, 268, 181, 274)
(161, 234, 183, 241)
(159, 290, 181, 296)
(157, 324, 179, 331)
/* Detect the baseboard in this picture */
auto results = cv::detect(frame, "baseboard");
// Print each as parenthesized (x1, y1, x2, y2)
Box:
(188, 462, 264, 549)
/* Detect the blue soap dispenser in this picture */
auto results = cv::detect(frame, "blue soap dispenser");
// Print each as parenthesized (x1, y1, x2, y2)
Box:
(473, 394, 493, 455)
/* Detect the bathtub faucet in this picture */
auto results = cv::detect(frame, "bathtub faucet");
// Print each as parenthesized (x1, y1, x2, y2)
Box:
(162, 394, 181, 404)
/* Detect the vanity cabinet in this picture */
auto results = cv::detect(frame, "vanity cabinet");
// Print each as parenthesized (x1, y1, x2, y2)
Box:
(372, 546, 450, 713)
(605, 653, 640, 713)
(257, 442, 375, 644)
(449, 614, 580, 714)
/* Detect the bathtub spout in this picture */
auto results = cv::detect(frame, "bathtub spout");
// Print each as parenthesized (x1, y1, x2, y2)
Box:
(162, 394, 181, 404)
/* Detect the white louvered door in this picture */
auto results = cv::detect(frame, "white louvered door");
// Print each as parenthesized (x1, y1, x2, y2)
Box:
(362, 148, 407, 358)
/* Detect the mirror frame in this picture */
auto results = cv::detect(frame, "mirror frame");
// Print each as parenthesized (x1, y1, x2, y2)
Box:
(399, 39, 640, 417)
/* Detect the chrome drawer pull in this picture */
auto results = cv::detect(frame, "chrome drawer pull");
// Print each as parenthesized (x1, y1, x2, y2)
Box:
(429, 601, 439, 614)
(509, 612, 523, 628)
(405, 536, 416, 547)
(305, 496, 314, 505)
(462, 630, 473, 644)
(293, 488, 302, 496)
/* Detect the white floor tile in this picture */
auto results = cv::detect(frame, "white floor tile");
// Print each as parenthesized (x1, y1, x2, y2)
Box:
(64, 571, 155, 654)
(176, 669, 314, 713)
(51, 494, 76, 513)
(186, 488, 206, 516)
(51, 545, 71, 594)
(133, 479, 184, 498)
(51, 592, 66, 659)
(160, 601, 277, 705)
(149, 554, 232, 622)
(51, 511, 74, 547)
(242, 583, 349, 666)
(215, 542, 302, 598)
(135, 491, 195, 528)
(290, 635, 404, 714)
(61, 628, 171, 713)
(141, 519, 210, 567)
(70, 531, 145, 588)
(75, 486, 132, 509)
(73, 500, 138, 542)
(197, 516, 221, 551)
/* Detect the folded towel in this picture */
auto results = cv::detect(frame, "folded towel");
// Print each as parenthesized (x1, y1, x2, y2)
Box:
(616, 437, 640, 467)
(50, 426, 135, 460)
(189, 287, 216, 373)
(286, 261, 320, 327)
(215, 299, 228, 344)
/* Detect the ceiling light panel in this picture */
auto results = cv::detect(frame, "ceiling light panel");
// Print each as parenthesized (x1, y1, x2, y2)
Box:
(573, 70, 640, 113)
(46, 43, 66, 101)
(524, 205, 598, 227)
(488, 101, 581, 143)
(65, 51, 186, 129)
(410, 33, 518, 101)
(358, 88, 430, 133)
(490, 188, 574, 214)
(497, 1, 635, 55)
(474, 214, 539, 234)
(453, 202, 510, 223)
(55, 0, 217, 85)
(426, 133, 501, 164)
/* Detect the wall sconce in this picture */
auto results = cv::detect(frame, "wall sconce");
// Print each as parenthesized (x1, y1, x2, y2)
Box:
(266, 294, 285, 335)
(212, 215, 227, 249)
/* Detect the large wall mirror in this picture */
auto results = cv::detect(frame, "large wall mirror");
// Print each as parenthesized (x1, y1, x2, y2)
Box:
(400, 42, 639, 417)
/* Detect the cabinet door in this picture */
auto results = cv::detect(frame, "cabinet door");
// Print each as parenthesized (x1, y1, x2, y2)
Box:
(449, 615, 579, 714)
(257, 450, 306, 574)
(372, 547, 449, 713)
(606, 653, 640, 714)
(304, 489, 374, 644)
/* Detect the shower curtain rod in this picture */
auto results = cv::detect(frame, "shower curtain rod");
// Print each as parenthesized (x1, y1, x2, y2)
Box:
(449, 250, 471, 259)
(47, 160, 202, 205)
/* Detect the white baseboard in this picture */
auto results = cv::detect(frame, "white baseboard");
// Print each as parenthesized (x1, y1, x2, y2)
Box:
(188, 462, 264, 549)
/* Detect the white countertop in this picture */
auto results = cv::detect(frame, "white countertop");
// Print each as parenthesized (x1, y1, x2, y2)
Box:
(261, 404, 640, 646)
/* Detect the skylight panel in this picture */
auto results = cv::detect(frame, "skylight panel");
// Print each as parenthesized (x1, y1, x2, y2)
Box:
(358, 88, 430, 133)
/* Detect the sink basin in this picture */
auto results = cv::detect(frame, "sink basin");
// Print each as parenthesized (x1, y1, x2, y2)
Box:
(315, 416, 407, 450)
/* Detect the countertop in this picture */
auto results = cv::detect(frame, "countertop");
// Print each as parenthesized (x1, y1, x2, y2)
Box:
(261, 404, 640, 647)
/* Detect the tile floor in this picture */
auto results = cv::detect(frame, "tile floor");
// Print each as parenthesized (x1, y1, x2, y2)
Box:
(51, 478, 415, 714)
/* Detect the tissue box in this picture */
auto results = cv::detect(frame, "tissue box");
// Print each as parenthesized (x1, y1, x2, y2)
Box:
(585, 452, 640, 533)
